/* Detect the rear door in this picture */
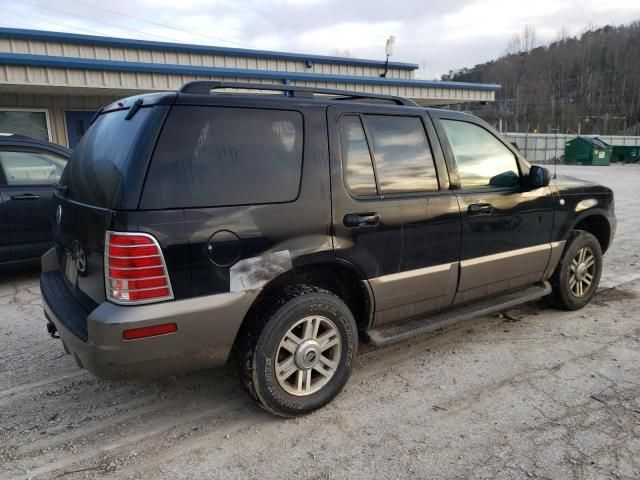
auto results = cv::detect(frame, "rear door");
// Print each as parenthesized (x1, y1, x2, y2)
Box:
(328, 104, 461, 326)
(0, 148, 67, 260)
(430, 111, 555, 304)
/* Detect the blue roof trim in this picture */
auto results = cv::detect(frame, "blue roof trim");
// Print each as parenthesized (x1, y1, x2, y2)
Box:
(0, 52, 501, 91)
(0, 27, 420, 71)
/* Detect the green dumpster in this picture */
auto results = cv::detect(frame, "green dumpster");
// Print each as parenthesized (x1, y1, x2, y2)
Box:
(611, 145, 639, 163)
(565, 136, 612, 166)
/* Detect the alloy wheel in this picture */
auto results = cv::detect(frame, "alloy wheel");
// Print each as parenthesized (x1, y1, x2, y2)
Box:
(275, 315, 342, 396)
(569, 247, 596, 297)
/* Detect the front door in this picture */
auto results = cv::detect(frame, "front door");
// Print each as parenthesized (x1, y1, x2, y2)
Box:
(65, 110, 95, 148)
(328, 104, 461, 326)
(0, 148, 67, 260)
(430, 112, 556, 304)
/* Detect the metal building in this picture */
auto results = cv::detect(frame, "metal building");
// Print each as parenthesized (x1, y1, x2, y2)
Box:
(0, 27, 500, 148)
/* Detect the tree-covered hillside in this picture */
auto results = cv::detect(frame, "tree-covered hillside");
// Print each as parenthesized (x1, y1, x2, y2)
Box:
(443, 22, 640, 135)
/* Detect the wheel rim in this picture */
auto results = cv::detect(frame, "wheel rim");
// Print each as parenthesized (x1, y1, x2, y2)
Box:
(569, 247, 596, 298)
(275, 315, 341, 397)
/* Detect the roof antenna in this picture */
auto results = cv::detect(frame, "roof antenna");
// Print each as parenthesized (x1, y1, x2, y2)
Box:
(380, 35, 395, 78)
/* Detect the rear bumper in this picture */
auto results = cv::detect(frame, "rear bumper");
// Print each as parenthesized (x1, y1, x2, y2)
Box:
(40, 248, 258, 380)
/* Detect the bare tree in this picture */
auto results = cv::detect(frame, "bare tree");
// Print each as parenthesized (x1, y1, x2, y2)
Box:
(442, 21, 640, 135)
(522, 25, 537, 52)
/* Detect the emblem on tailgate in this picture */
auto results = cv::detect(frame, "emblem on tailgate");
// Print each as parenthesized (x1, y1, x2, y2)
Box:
(74, 242, 87, 274)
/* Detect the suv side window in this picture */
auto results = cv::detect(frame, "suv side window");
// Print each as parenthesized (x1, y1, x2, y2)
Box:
(340, 116, 377, 196)
(0, 150, 67, 185)
(441, 119, 520, 189)
(364, 115, 438, 195)
(141, 106, 303, 209)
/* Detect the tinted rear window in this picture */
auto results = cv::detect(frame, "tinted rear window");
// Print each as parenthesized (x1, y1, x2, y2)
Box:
(61, 108, 152, 208)
(364, 115, 438, 194)
(141, 106, 303, 209)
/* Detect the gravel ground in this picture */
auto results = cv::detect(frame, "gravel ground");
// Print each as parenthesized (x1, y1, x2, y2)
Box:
(1, 165, 639, 480)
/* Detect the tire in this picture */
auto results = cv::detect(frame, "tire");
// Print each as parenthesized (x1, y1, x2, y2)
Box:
(548, 230, 603, 310)
(236, 285, 358, 417)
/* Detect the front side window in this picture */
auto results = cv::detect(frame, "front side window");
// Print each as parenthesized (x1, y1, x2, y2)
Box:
(340, 116, 377, 196)
(142, 107, 303, 209)
(0, 150, 67, 185)
(441, 119, 520, 189)
(364, 115, 438, 194)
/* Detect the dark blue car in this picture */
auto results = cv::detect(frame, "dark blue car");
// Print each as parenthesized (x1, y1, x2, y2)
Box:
(0, 134, 70, 265)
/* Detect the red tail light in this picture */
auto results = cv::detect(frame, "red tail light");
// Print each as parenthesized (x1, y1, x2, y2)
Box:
(105, 231, 174, 305)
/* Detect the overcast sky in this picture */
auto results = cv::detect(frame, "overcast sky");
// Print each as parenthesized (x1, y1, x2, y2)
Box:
(1, 0, 639, 78)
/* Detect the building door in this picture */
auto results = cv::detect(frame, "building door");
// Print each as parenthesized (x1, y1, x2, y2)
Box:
(65, 111, 95, 148)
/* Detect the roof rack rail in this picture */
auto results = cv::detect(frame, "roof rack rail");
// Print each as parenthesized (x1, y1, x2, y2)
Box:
(178, 81, 419, 107)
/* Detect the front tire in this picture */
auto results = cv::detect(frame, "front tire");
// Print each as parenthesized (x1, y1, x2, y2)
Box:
(236, 285, 357, 417)
(549, 230, 603, 310)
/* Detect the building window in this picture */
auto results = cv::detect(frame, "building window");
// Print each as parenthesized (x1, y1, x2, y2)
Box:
(0, 109, 51, 141)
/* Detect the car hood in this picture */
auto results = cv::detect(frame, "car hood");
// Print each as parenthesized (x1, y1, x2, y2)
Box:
(551, 174, 611, 195)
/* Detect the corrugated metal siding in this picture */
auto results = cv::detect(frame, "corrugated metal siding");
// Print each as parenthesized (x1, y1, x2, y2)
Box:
(0, 65, 495, 104)
(0, 38, 413, 79)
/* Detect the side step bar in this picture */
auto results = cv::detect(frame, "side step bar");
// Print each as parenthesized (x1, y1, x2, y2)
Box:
(366, 281, 552, 347)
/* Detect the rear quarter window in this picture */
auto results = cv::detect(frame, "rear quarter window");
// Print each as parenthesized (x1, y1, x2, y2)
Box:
(141, 106, 303, 209)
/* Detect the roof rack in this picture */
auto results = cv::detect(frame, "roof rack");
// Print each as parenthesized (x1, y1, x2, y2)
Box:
(178, 81, 419, 107)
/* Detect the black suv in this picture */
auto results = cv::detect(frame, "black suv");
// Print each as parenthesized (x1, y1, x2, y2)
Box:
(41, 82, 616, 416)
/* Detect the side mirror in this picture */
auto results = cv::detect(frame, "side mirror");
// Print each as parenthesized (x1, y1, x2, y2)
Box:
(529, 165, 551, 189)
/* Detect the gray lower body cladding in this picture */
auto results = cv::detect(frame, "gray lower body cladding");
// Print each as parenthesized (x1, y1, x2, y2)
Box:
(41, 251, 258, 380)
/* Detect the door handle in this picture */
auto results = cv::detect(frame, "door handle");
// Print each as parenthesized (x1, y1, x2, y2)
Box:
(10, 194, 40, 201)
(343, 212, 380, 228)
(468, 203, 493, 215)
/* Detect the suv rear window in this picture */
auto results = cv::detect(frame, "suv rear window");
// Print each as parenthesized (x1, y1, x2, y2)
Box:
(61, 107, 152, 208)
(141, 106, 303, 209)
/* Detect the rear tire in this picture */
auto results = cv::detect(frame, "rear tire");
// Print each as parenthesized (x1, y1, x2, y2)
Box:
(236, 285, 357, 417)
(548, 230, 602, 310)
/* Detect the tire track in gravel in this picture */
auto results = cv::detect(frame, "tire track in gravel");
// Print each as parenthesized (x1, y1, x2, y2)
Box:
(0, 371, 87, 402)
(8, 395, 249, 480)
(2, 272, 637, 479)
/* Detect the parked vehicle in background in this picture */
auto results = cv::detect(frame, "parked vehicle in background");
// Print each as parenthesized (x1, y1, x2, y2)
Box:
(0, 134, 70, 265)
(41, 82, 615, 417)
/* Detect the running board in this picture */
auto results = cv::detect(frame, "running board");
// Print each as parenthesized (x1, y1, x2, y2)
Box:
(366, 281, 552, 347)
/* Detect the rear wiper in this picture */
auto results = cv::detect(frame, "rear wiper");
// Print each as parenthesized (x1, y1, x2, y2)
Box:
(125, 98, 144, 120)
